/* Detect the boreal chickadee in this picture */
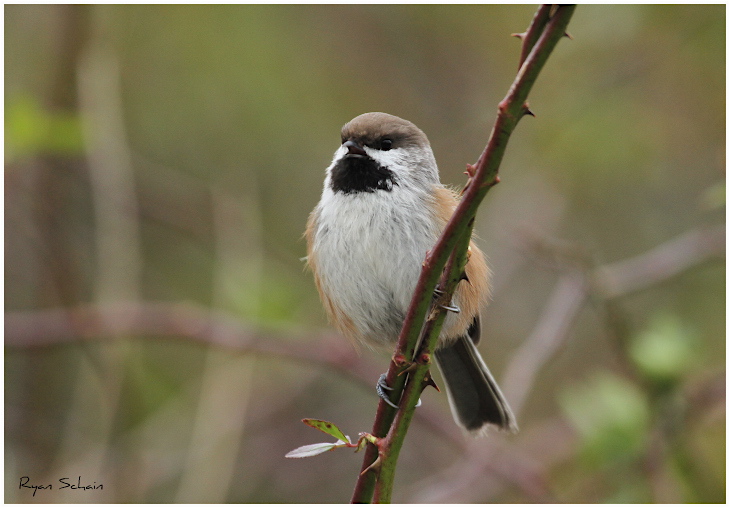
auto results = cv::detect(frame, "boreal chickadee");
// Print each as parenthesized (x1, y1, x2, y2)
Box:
(306, 112, 517, 435)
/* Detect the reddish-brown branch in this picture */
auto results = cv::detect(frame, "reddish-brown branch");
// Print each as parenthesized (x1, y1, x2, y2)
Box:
(353, 6, 577, 503)
(514, 5, 553, 69)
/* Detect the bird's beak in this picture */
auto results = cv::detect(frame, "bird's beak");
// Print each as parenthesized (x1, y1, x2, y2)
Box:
(343, 139, 367, 157)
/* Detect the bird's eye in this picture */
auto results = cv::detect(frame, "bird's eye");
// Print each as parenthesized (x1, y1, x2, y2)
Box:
(381, 138, 393, 151)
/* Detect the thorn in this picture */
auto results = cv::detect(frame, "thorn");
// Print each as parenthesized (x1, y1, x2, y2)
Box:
(463, 163, 477, 195)
(487, 174, 501, 189)
(427, 306, 438, 321)
(461, 178, 473, 196)
(398, 362, 419, 376)
(361, 456, 382, 476)
(522, 102, 535, 117)
(422, 249, 432, 267)
(424, 371, 441, 392)
(564, 31, 574, 40)
(511, 32, 525, 40)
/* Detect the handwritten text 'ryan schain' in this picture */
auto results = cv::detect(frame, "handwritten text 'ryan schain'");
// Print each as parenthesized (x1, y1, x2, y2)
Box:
(19, 476, 103, 497)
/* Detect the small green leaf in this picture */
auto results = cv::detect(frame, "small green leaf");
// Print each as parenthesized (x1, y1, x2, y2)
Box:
(302, 418, 350, 444)
(285, 441, 342, 459)
(355, 433, 378, 453)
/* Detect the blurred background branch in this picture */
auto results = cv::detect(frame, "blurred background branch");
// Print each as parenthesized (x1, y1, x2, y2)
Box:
(7, 223, 722, 362)
(6, 222, 724, 503)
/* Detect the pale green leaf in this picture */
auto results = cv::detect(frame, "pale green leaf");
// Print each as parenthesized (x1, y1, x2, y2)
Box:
(285, 441, 341, 459)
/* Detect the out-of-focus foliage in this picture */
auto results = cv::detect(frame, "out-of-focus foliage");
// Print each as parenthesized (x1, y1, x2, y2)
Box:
(5, 4, 724, 503)
(6, 95, 84, 161)
(630, 313, 697, 385)
(560, 372, 650, 465)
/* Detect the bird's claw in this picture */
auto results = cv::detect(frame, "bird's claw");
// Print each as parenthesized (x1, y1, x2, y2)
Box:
(376, 373, 422, 409)
(432, 287, 460, 313)
(376, 373, 400, 408)
(439, 303, 461, 313)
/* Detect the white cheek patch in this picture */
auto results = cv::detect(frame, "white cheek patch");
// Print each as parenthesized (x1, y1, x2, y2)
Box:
(364, 147, 406, 169)
(330, 145, 348, 166)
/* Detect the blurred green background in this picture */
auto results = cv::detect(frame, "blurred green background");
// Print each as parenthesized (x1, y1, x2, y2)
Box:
(5, 4, 725, 503)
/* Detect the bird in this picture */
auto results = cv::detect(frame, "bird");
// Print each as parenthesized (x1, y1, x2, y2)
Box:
(305, 112, 517, 435)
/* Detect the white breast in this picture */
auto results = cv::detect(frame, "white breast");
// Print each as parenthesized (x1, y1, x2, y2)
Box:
(312, 185, 440, 347)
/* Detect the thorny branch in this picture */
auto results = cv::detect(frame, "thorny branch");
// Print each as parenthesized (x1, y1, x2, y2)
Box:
(351, 5, 577, 503)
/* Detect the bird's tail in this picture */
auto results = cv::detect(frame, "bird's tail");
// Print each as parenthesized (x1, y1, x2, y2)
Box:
(434, 334, 517, 435)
